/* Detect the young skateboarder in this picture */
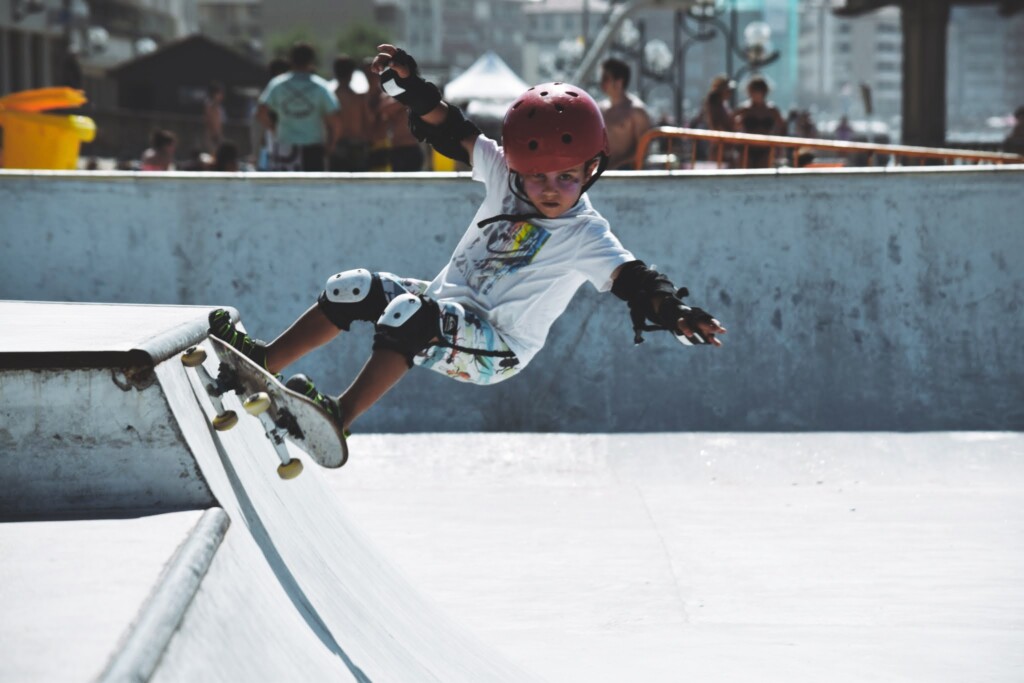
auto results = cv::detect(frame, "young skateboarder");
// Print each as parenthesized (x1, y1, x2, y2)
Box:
(209, 44, 726, 436)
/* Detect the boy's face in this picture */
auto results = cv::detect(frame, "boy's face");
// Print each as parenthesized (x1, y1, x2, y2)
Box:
(521, 160, 598, 218)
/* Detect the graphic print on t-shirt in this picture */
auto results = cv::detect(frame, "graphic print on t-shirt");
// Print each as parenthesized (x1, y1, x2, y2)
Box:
(280, 83, 317, 118)
(454, 220, 551, 296)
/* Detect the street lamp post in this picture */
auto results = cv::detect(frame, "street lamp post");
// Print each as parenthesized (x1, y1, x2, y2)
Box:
(609, 18, 675, 106)
(674, 0, 782, 118)
(674, 7, 718, 125)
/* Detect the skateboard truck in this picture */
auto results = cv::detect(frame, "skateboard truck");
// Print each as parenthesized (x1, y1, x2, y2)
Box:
(181, 346, 304, 479)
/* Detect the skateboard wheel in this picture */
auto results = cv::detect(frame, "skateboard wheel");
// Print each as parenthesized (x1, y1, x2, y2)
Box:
(243, 392, 272, 416)
(181, 347, 208, 367)
(213, 410, 239, 431)
(277, 459, 304, 480)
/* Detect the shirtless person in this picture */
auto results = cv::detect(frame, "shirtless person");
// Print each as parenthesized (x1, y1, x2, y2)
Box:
(733, 77, 785, 168)
(598, 58, 653, 170)
(330, 55, 372, 172)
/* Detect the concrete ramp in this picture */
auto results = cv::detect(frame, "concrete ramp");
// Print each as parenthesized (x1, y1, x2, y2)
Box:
(146, 339, 535, 682)
(0, 301, 536, 682)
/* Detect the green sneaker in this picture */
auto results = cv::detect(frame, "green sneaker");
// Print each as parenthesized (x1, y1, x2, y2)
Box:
(208, 309, 270, 370)
(284, 373, 348, 436)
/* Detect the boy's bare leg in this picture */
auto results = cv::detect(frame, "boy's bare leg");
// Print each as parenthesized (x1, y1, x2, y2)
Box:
(264, 304, 340, 374)
(338, 349, 410, 430)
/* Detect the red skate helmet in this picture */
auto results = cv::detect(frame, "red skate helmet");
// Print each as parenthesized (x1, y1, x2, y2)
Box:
(502, 82, 609, 175)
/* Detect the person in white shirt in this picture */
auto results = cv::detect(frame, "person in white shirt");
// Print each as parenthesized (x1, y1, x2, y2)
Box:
(209, 44, 726, 438)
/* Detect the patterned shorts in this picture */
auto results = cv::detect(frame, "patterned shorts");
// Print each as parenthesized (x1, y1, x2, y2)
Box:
(377, 272, 522, 386)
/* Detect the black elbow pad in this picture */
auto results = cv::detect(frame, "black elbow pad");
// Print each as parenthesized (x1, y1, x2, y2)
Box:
(408, 105, 481, 165)
(612, 261, 677, 317)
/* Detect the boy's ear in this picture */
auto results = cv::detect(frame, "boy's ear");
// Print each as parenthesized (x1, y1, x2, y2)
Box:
(585, 157, 600, 180)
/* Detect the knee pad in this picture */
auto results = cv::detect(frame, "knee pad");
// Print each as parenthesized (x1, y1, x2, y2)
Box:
(372, 293, 440, 366)
(317, 268, 387, 330)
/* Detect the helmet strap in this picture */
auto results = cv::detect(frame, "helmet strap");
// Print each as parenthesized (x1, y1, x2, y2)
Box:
(581, 153, 608, 195)
(510, 172, 532, 206)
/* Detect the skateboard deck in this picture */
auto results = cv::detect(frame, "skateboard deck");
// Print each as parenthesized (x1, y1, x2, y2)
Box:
(182, 337, 348, 478)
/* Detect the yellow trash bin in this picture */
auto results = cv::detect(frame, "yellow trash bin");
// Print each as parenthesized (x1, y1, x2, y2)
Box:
(431, 148, 456, 173)
(0, 87, 96, 170)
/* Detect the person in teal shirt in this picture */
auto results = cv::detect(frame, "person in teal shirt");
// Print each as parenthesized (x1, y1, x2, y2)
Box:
(258, 43, 340, 171)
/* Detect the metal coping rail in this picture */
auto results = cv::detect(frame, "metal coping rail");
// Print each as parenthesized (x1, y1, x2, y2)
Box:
(633, 126, 1024, 171)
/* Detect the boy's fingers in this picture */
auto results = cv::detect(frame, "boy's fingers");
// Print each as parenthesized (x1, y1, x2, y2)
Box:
(374, 55, 410, 79)
(679, 319, 725, 345)
(704, 321, 724, 346)
(371, 45, 398, 74)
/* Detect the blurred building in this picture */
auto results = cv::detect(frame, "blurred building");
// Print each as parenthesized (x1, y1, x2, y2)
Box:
(373, 0, 443, 65)
(1, 0, 66, 93)
(946, 4, 1024, 128)
(197, 0, 262, 59)
(375, 0, 526, 79)
(0, 0, 197, 98)
(797, 2, 902, 119)
(443, 0, 525, 74)
(521, 0, 608, 87)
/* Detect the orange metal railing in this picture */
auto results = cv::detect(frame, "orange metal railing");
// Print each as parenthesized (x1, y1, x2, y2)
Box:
(633, 126, 1024, 171)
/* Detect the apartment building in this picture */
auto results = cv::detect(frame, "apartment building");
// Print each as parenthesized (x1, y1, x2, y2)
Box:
(0, 0, 197, 95)
(946, 4, 1024, 128)
(797, 2, 902, 118)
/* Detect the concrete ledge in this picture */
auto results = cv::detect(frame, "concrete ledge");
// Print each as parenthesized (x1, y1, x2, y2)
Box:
(0, 301, 236, 369)
(0, 303, 230, 518)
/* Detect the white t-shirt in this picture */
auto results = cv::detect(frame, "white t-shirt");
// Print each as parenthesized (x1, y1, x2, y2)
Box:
(426, 136, 635, 366)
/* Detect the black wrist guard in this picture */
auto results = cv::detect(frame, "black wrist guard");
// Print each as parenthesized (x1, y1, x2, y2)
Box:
(611, 260, 715, 345)
(409, 105, 481, 165)
(379, 49, 442, 116)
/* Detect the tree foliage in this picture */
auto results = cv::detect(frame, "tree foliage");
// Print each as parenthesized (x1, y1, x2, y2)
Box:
(334, 22, 393, 62)
(267, 26, 324, 63)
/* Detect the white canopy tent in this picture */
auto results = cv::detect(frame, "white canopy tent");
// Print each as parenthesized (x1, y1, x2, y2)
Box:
(443, 51, 530, 103)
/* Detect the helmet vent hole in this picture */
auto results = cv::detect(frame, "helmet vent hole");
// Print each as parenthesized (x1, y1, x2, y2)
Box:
(528, 140, 539, 151)
(540, 91, 549, 96)
(554, 82, 562, 85)
(554, 104, 565, 113)
(562, 134, 573, 144)
(512, 101, 522, 109)
(527, 108, 536, 118)
(566, 91, 579, 98)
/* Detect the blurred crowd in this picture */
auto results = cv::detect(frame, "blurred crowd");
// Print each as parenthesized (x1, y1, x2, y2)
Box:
(97, 43, 1023, 173)
(121, 43, 423, 173)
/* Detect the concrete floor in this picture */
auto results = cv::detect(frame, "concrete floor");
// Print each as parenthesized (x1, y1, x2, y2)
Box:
(3, 431, 1022, 682)
(328, 432, 1024, 682)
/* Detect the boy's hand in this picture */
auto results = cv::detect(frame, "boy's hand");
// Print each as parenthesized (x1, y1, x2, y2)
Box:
(371, 44, 415, 79)
(677, 315, 727, 347)
(370, 44, 440, 118)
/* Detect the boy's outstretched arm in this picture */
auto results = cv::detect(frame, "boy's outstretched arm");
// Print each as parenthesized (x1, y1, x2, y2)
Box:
(610, 262, 727, 347)
(371, 44, 480, 163)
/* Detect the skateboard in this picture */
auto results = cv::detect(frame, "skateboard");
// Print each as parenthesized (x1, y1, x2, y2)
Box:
(181, 336, 348, 479)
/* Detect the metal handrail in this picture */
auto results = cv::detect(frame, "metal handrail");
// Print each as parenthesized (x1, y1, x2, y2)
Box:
(633, 126, 1024, 170)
